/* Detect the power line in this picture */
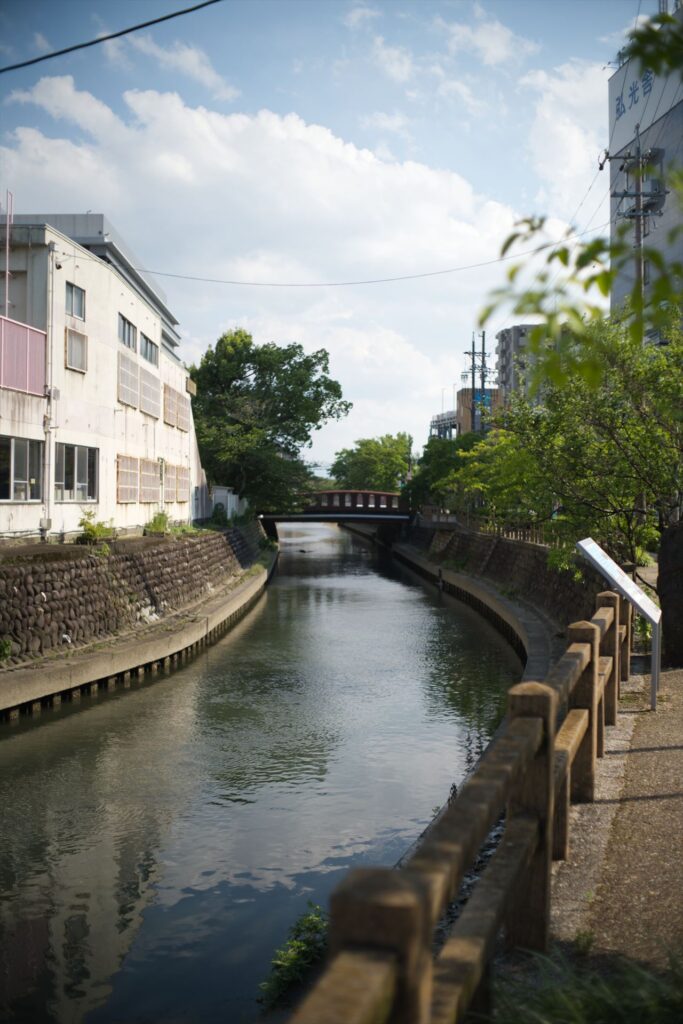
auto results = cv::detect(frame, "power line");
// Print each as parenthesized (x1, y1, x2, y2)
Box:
(130, 222, 611, 289)
(0, 0, 224, 74)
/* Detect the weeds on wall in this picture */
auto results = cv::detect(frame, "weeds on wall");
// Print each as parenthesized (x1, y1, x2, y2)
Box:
(78, 510, 113, 555)
(0, 637, 11, 661)
(145, 511, 170, 535)
(258, 902, 328, 1008)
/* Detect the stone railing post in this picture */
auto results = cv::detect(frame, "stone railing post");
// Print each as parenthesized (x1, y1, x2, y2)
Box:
(567, 620, 600, 802)
(505, 681, 557, 952)
(328, 867, 431, 1024)
(597, 592, 620, 726)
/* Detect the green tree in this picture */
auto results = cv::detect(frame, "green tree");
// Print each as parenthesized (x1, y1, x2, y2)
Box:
(474, 15, 683, 665)
(403, 433, 480, 509)
(190, 329, 351, 511)
(453, 316, 683, 665)
(331, 433, 412, 491)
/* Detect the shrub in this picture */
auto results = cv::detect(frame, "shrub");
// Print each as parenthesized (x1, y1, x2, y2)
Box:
(146, 511, 169, 534)
(78, 510, 113, 546)
(210, 502, 228, 528)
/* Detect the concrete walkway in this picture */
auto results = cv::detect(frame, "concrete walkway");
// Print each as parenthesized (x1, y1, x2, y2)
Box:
(550, 666, 683, 968)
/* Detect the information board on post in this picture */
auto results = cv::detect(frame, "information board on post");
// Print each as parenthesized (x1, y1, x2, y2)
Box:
(576, 537, 661, 710)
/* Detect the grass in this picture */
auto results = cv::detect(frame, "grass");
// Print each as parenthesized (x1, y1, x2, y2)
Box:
(486, 952, 683, 1024)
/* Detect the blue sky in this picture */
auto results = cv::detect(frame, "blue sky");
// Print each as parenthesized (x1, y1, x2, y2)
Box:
(0, 0, 650, 466)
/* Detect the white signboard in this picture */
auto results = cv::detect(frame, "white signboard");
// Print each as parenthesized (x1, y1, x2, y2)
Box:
(608, 60, 681, 154)
(577, 537, 660, 709)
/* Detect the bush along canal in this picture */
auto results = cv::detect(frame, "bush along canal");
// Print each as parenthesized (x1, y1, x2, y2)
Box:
(0, 523, 523, 1023)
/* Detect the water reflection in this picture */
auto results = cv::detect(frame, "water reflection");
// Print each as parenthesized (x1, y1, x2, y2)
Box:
(0, 524, 522, 1023)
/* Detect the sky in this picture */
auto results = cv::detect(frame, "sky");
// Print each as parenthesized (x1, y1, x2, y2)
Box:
(0, 0, 652, 469)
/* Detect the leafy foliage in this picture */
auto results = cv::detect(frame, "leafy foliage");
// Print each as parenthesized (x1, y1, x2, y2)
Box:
(190, 329, 350, 512)
(258, 902, 328, 1008)
(145, 511, 169, 534)
(78, 510, 112, 554)
(331, 432, 412, 490)
(403, 432, 481, 508)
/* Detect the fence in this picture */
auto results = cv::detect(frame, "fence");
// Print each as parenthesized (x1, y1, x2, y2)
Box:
(286, 590, 632, 1024)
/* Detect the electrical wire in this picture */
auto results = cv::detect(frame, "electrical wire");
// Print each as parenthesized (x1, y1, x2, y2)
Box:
(129, 221, 611, 289)
(0, 0, 224, 74)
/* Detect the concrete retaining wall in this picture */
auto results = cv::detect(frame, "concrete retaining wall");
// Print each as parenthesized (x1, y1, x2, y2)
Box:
(0, 522, 264, 663)
(429, 528, 604, 627)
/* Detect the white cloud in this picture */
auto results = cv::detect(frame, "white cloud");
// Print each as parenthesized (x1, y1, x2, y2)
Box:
(33, 33, 51, 53)
(599, 14, 651, 48)
(128, 34, 240, 101)
(429, 64, 485, 113)
(438, 13, 539, 67)
(372, 36, 414, 83)
(5, 78, 535, 462)
(360, 110, 411, 138)
(521, 60, 611, 222)
(344, 5, 381, 30)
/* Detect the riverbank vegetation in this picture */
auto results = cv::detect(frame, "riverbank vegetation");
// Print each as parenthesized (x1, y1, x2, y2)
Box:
(190, 329, 351, 513)
(258, 902, 328, 1009)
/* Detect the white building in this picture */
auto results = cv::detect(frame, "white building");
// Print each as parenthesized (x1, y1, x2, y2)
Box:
(0, 213, 209, 539)
(608, 3, 683, 313)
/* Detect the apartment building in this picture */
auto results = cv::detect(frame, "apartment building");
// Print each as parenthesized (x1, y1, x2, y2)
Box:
(0, 213, 209, 539)
(495, 324, 539, 402)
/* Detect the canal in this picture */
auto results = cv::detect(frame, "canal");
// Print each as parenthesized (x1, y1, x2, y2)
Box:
(0, 524, 522, 1023)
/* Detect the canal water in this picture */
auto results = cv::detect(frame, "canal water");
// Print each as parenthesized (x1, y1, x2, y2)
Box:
(0, 524, 522, 1024)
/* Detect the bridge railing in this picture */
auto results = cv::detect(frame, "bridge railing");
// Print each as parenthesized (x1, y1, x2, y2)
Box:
(287, 590, 631, 1024)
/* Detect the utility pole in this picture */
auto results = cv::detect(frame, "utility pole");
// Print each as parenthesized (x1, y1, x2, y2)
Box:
(462, 330, 491, 434)
(608, 122, 666, 320)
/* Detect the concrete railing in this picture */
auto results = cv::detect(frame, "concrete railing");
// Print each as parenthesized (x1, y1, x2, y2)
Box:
(287, 590, 631, 1024)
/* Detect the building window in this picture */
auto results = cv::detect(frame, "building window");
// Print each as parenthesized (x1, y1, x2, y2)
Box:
(55, 443, 97, 501)
(333, 493, 340, 507)
(140, 458, 161, 503)
(118, 351, 139, 408)
(139, 366, 161, 418)
(0, 435, 43, 501)
(176, 465, 190, 503)
(66, 282, 85, 320)
(118, 314, 137, 352)
(320, 493, 328, 507)
(65, 328, 88, 372)
(368, 494, 375, 508)
(117, 455, 139, 503)
(391, 496, 399, 509)
(164, 463, 177, 503)
(140, 334, 159, 366)
(356, 494, 364, 507)
(344, 493, 352, 507)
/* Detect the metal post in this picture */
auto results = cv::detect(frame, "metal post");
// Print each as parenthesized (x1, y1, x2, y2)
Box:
(651, 620, 661, 711)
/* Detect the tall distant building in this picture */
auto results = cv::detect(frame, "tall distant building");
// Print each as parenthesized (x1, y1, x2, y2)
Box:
(429, 387, 501, 439)
(608, 3, 683, 315)
(495, 324, 537, 401)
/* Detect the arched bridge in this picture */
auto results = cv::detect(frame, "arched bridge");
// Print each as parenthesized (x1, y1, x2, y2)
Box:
(259, 489, 411, 525)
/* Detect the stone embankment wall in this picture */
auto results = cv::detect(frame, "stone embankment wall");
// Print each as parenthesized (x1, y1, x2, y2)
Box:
(428, 528, 604, 628)
(0, 522, 264, 664)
